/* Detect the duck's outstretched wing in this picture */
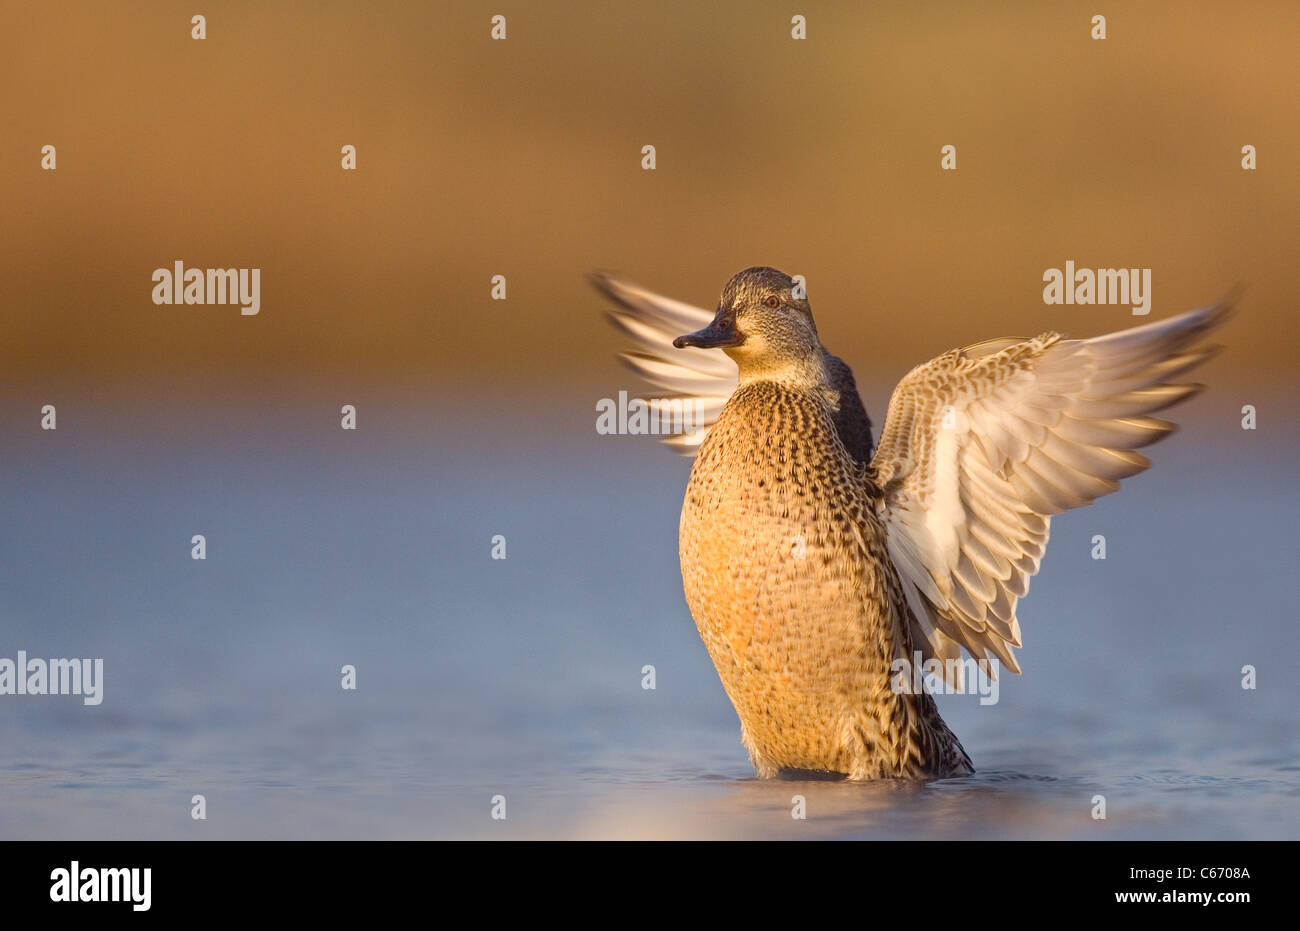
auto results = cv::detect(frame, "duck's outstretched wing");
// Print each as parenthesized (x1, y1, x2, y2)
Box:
(869, 297, 1234, 678)
(593, 272, 875, 463)
(592, 272, 739, 455)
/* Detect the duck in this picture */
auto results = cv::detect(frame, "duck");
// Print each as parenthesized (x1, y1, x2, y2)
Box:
(594, 267, 1232, 780)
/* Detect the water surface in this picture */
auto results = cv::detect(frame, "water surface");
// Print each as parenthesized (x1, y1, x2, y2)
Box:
(1, 399, 1295, 839)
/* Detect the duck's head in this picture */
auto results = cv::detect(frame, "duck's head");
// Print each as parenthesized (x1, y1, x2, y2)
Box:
(673, 267, 824, 385)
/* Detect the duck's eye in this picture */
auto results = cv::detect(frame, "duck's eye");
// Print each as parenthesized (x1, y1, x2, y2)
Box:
(763, 295, 781, 309)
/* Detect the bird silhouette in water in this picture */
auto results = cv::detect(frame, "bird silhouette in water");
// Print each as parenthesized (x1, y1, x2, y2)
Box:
(594, 268, 1232, 780)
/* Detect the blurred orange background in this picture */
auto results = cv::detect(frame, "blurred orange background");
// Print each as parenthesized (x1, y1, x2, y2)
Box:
(2, 0, 1296, 413)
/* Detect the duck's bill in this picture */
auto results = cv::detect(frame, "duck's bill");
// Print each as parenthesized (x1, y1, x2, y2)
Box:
(673, 315, 744, 350)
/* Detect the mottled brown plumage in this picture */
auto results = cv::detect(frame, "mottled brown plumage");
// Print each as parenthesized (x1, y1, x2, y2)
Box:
(680, 377, 971, 778)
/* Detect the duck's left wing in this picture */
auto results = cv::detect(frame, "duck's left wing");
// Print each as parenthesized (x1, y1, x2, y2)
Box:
(869, 298, 1234, 678)
(592, 272, 738, 454)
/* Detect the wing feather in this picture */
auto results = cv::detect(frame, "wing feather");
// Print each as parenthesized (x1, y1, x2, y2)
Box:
(871, 297, 1235, 683)
(593, 272, 737, 454)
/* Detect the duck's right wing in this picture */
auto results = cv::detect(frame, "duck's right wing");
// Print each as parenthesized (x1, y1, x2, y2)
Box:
(592, 272, 738, 455)
(868, 298, 1233, 679)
